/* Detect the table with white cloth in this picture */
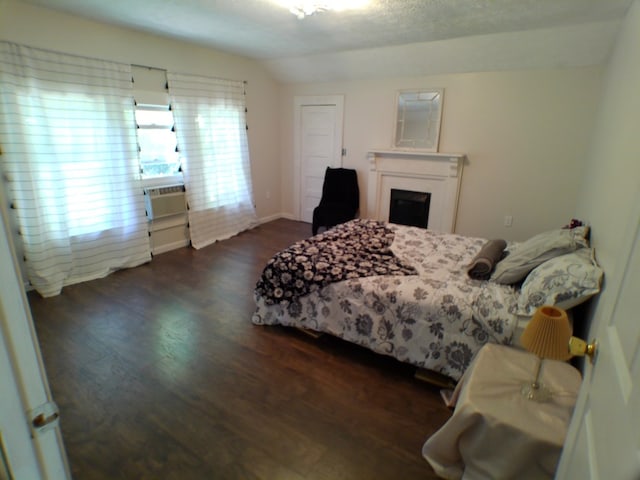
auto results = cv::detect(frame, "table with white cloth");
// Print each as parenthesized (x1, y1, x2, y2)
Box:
(422, 343, 582, 480)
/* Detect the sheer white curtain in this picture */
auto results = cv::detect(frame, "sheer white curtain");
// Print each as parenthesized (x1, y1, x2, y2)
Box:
(167, 72, 257, 249)
(0, 42, 151, 297)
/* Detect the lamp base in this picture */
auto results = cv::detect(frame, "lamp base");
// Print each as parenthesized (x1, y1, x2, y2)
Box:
(521, 382, 553, 402)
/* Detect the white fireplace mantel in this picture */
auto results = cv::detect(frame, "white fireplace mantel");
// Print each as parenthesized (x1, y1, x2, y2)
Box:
(367, 149, 465, 233)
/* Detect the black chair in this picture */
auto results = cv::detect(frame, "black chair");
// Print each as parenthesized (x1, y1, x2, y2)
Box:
(312, 167, 359, 235)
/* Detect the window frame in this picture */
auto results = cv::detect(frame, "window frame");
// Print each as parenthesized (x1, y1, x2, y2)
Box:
(134, 102, 182, 179)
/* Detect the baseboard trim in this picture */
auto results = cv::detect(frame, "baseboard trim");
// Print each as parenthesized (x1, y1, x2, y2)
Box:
(257, 212, 300, 224)
(152, 239, 190, 255)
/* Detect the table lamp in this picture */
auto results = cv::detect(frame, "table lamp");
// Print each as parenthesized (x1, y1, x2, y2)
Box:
(520, 305, 572, 402)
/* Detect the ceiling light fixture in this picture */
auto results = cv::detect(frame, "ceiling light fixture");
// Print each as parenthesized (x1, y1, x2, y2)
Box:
(275, 0, 370, 19)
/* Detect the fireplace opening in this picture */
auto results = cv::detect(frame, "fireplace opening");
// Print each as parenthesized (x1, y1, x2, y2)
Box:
(389, 189, 431, 228)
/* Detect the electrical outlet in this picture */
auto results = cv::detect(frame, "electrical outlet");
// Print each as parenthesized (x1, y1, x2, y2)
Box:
(504, 215, 513, 227)
(266, 190, 271, 199)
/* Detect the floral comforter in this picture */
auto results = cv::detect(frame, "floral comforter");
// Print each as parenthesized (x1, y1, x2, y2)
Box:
(252, 220, 520, 381)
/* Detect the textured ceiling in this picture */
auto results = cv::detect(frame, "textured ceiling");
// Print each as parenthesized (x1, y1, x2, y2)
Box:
(15, 0, 633, 60)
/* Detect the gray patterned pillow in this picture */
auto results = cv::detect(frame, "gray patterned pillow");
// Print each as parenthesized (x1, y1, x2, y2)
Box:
(491, 227, 589, 285)
(517, 248, 603, 315)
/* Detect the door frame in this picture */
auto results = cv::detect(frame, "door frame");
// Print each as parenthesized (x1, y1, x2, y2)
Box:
(555, 193, 640, 477)
(0, 183, 70, 479)
(293, 95, 344, 221)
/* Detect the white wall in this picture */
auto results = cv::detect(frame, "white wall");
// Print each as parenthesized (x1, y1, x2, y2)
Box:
(0, 0, 283, 222)
(280, 67, 603, 240)
(1, 0, 633, 251)
(575, 0, 640, 334)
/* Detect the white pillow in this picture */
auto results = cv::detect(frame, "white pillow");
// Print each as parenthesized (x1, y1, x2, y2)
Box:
(517, 248, 603, 316)
(491, 227, 589, 285)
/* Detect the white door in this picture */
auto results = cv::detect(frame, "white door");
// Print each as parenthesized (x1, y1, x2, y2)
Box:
(556, 205, 640, 479)
(294, 96, 344, 223)
(0, 191, 70, 479)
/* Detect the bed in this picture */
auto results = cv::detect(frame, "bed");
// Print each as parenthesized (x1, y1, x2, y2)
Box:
(252, 219, 601, 382)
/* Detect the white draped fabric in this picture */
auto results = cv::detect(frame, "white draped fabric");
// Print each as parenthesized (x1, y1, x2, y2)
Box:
(167, 73, 257, 249)
(0, 42, 151, 297)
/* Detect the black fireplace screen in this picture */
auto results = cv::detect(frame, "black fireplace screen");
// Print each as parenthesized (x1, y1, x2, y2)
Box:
(389, 189, 431, 228)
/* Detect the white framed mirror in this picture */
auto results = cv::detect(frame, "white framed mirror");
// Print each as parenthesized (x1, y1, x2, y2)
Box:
(393, 88, 444, 152)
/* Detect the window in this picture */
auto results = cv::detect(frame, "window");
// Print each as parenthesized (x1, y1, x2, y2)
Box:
(0, 42, 151, 296)
(135, 103, 181, 178)
(132, 65, 181, 179)
(167, 72, 257, 248)
(193, 105, 246, 207)
(30, 90, 141, 238)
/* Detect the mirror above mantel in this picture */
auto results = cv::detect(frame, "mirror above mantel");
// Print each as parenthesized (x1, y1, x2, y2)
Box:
(393, 88, 444, 152)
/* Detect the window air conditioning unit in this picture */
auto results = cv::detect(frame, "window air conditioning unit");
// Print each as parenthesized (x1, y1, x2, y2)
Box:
(144, 184, 186, 219)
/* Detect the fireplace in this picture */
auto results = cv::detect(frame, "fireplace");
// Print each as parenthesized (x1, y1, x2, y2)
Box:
(367, 150, 465, 233)
(389, 189, 431, 228)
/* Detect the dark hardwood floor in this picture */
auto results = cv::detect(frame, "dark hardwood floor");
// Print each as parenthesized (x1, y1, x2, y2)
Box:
(28, 218, 452, 479)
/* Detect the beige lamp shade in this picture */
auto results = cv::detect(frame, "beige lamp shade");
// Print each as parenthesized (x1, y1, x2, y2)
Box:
(520, 305, 572, 361)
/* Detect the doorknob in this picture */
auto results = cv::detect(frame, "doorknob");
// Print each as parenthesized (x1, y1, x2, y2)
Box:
(569, 336, 597, 361)
(29, 401, 60, 435)
(32, 411, 59, 429)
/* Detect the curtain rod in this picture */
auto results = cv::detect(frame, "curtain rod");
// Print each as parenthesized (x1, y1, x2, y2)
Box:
(2, 42, 248, 85)
(131, 63, 167, 72)
(0, 40, 132, 68)
(131, 63, 247, 85)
